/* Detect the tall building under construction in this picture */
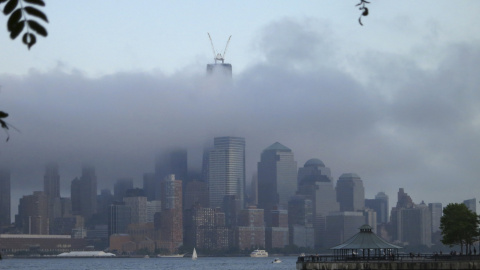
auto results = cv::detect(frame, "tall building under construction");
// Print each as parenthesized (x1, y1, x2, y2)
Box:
(207, 33, 232, 77)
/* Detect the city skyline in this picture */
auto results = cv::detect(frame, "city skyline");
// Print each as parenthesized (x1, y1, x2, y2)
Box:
(0, 140, 476, 253)
(1, 1, 479, 224)
(1, 137, 479, 219)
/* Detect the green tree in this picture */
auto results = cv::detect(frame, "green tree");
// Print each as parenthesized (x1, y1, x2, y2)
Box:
(440, 203, 480, 254)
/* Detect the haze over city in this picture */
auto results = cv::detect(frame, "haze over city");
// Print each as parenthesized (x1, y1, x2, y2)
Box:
(1, 0, 479, 217)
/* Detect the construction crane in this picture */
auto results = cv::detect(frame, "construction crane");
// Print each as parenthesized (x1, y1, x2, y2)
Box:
(208, 33, 231, 64)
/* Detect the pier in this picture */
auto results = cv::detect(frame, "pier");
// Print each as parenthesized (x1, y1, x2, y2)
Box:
(296, 254, 480, 270)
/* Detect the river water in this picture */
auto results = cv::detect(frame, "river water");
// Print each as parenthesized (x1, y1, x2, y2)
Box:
(0, 256, 297, 270)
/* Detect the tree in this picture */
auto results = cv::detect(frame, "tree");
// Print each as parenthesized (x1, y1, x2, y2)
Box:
(440, 203, 480, 254)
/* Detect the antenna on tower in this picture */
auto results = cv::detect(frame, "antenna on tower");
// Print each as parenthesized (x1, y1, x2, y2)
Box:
(208, 33, 232, 64)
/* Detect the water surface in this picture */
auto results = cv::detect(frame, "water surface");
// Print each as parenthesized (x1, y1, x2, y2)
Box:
(0, 256, 297, 270)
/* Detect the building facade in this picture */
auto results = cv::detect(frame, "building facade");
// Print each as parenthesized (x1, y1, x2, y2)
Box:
(297, 158, 339, 248)
(325, 211, 365, 248)
(114, 178, 134, 203)
(123, 189, 147, 225)
(184, 206, 229, 250)
(257, 142, 297, 225)
(207, 136, 245, 209)
(184, 180, 209, 210)
(17, 191, 49, 235)
(71, 165, 97, 220)
(463, 198, 477, 214)
(428, 202, 442, 233)
(390, 189, 432, 247)
(0, 169, 11, 229)
(336, 173, 365, 212)
(236, 206, 265, 250)
(108, 201, 131, 237)
(158, 174, 183, 253)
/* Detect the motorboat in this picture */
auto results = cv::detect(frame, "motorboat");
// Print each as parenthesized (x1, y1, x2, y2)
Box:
(250, 249, 268, 257)
(272, 258, 282, 263)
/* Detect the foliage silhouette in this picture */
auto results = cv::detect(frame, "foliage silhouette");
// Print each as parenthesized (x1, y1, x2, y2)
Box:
(356, 0, 370, 26)
(1, 0, 48, 49)
(440, 203, 480, 254)
(1, 0, 48, 140)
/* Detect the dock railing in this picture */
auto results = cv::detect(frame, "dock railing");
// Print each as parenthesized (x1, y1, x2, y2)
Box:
(297, 253, 480, 263)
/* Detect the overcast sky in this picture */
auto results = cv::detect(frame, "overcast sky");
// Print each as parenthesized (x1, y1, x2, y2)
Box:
(1, 1, 479, 216)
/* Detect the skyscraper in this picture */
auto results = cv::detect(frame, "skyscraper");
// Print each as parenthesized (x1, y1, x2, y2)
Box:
(288, 195, 314, 248)
(158, 174, 183, 253)
(123, 188, 147, 225)
(108, 201, 131, 237)
(463, 198, 477, 214)
(390, 189, 432, 247)
(143, 172, 160, 201)
(428, 202, 442, 233)
(71, 165, 97, 220)
(375, 192, 389, 223)
(43, 163, 60, 201)
(297, 158, 339, 248)
(257, 142, 297, 217)
(207, 136, 245, 209)
(114, 178, 134, 202)
(336, 173, 365, 212)
(184, 179, 209, 210)
(184, 206, 229, 250)
(155, 149, 188, 206)
(17, 191, 49, 234)
(43, 163, 60, 233)
(155, 149, 188, 182)
(0, 168, 11, 228)
(365, 192, 389, 225)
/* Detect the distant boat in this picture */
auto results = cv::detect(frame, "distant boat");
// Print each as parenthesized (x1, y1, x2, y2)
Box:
(157, 254, 185, 258)
(272, 258, 282, 263)
(250, 249, 268, 257)
(192, 248, 198, 260)
(57, 251, 116, 257)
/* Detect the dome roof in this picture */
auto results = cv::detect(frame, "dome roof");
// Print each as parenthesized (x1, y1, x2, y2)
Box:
(304, 158, 325, 168)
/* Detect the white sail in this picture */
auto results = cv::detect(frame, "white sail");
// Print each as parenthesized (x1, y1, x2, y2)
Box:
(192, 248, 197, 260)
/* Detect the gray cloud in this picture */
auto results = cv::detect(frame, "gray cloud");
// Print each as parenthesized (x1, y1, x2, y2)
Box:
(1, 18, 479, 215)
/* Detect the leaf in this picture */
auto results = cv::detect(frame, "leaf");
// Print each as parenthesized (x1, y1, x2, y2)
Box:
(24, 6, 48, 23)
(7, 8, 22, 31)
(27, 20, 47, 37)
(0, 0, 9, 3)
(24, 0, 45, 6)
(0, 111, 8, 118)
(358, 17, 363, 26)
(362, 7, 369, 16)
(9, 20, 24, 39)
(3, 0, 18, 15)
(0, 119, 8, 129)
(22, 32, 36, 49)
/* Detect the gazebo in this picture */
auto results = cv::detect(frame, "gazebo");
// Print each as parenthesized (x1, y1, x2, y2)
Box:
(330, 224, 402, 261)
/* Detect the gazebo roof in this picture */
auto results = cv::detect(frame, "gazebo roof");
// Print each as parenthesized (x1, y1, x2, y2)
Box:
(330, 224, 402, 250)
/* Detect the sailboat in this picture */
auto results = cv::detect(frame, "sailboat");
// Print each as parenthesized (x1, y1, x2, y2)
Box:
(192, 248, 198, 260)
